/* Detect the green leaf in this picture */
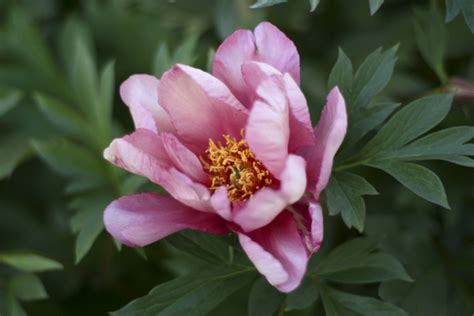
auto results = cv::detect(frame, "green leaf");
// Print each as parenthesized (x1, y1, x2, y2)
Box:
(99, 60, 115, 122)
(459, 0, 474, 33)
(0, 87, 22, 117)
(309, 0, 320, 12)
(359, 94, 453, 158)
(248, 277, 285, 316)
(250, 0, 287, 9)
(285, 278, 319, 311)
(321, 284, 408, 316)
(153, 44, 172, 78)
(328, 48, 353, 98)
(368, 161, 449, 209)
(414, 6, 447, 83)
(325, 173, 378, 232)
(445, 0, 461, 22)
(369, 0, 384, 15)
(9, 274, 47, 301)
(0, 292, 27, 316)
(0, 135, 30, 180)
(112, 266, 257, 316)
(316, 253, 412, 284)
(0, 253, 63, 272)
(351, 46, 398, 111)
(153, 36, 198, 78)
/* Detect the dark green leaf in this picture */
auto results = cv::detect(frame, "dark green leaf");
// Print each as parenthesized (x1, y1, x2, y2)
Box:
(250, 0, 287, 9)
(369, 0, 384, 15)
(328, 48, 353, 97)
(368, 161, 449, 208)
(325, 173, 378, 232)
(285, 278, 319, 311)
(459, 0, 474, 33)
(0, 87, 22, 117)
(99, 60, 115, 122)
(9, 274, 47, 301)
(248, 277, 285, 316)
(0, 253, 63, 272)
(445, 0, 461, 22)
(0, 135, 30, 179)
(310, 0, 320, 12)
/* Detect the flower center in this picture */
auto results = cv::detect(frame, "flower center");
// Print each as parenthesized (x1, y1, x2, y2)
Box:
(201, 131, 273, 202)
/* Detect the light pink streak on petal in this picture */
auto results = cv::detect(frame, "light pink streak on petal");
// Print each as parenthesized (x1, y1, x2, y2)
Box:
(245, 77, 289, 176)
(161, 133, 209, 184)
(104, 193, 228, 247)
(120, 75, 175, 133)
(238, 211, 308, 293)
(280, 154, 307, 204)
(303, 87, 347, 197)
(308, 199, 323, 252)
(254, 22, 300, 85)
(103, 129, 214, 213)
(232, 188, 287, 232)
(159, 64, 248, 154)
(212, 30, 256, 106)
(242, 62, 315, 152)
(210, 186, 232, 221)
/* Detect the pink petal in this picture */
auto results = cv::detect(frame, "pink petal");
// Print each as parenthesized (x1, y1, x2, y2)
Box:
(212, 22, 300, 107)
(104, 193, 228, 247)
(302, 87, 347, 197)
(120, 74, 175, 133)
(238, 211, 308, 293)
(245, 77, 289, 176)
(210, 186, 232, 220)
(161, 132, 209, 184)
(103, 129, 213, 212)
(159, 64, 248, 154)
(232, 154, 306, 232)
(242, 61, 315, 152)
(308, 199, 324, 252)
(254, 22, 300, 85)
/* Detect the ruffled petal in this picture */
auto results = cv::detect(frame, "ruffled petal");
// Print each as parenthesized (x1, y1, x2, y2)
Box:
(120, 74, 175, 133)
(242, 61, 315, 152)
(245, 76, 289, 176)
(103, 129, 213, 212)
(232, 154, 306, 232)
(212, 22, 300, 107)
(159, 64, 248, 154)
(302, 87, 347, 196)
(238, 211, 308, 293)
(104, 193, 228, 247)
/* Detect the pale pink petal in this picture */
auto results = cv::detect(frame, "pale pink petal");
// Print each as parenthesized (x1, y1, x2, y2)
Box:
(161, 133, 209, 184)
(308, 199, 323, 252)
(302, 87, 347, 196)
(120, 75, 175, 133)
(103, 129, 214, 213)
(245, 77, 289, 176)
(291, 198, 324, 253)
(210, 186, 232, 220)
(232, 154, 306, 232)
(238, 211, 308, 293)
(242, 62, 315, 152)
(212, 30, 256, 106)
(159, 64, 248, 154)
(254, 22, 300, 85)
(104, 193, 228, 247)
(212, 22, 300, 107)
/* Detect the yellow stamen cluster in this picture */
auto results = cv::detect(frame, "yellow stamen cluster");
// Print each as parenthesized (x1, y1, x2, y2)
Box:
(201, 132, 273, 202)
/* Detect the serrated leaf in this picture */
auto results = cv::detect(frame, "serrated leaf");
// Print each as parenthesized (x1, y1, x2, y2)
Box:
(368, 161, 449, 209)
(414, 6, 447, 83)
(0, 87, 22, 117)
(112, 266, 257, 316)
(9, 274, 47, 301)
(0, 253, 63, 272)
(359, 94, 453, 158)
(325, 173, 378, 232)
(328, 48, 353, 97)
(286, 278, 319, 311)
(321, 284, 408, 316)
(248, 277, 285, 316)
(250, 0, 287, 9)
(369, 0, 384, 15)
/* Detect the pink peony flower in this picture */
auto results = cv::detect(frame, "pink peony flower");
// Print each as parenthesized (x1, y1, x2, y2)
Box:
(103, 22, 347, 293)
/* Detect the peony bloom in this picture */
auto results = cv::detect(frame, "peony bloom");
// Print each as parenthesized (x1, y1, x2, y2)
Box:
(103, 22, 347, 293)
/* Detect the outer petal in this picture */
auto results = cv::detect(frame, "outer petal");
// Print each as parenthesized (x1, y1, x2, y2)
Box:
(104, 193, 228, 247)
(159, 64, 248, 154)
(103, 129, 213, 212)
(120, 74, 175, 133)
(294, 198, 324, 253)
(213, 22, 300, 106)
(242, 62, 315, 152)
(238, 211, 308, 293)
(245, 76, 289, 176)
(233, 154, 306, 232)
(302, 87, 347, 197)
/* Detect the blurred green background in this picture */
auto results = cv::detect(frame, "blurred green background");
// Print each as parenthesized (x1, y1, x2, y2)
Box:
(0, 0, 473, 315)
